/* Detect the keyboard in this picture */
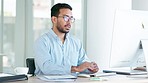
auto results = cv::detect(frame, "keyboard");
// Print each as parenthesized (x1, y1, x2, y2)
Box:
(78, 72, 116, 78)
(103, 68, 147, 75)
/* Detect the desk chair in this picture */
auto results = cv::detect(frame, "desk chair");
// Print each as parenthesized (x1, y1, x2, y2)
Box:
(26, 58, 35, 76)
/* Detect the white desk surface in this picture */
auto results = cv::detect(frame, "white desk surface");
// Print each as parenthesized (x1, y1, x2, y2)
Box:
(6, 75, 148, 83)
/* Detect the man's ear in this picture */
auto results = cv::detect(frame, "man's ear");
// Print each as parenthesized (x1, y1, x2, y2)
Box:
(51, 16, 57, 23)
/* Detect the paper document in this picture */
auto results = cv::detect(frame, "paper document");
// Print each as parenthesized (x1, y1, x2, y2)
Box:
(37, 75, 77, 82)
(0, 73, 13, 77)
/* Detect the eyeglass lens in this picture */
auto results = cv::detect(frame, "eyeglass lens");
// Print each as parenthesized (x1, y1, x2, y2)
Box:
(63, 15, 75, 22)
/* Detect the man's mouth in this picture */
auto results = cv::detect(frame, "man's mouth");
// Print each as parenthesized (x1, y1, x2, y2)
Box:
(65, 24, 71, 28)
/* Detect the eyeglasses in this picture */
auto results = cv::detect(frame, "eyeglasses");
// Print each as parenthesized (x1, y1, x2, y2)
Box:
(58, 15, 75, 23)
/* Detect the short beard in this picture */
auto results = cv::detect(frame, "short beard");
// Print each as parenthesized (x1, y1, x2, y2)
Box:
(57, 26, 69, 33)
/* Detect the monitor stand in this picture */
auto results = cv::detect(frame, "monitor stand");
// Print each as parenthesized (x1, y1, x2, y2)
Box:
(103, 40, 148, 77)
(128, 39, 148, 78)
(140, 39, 148, 77)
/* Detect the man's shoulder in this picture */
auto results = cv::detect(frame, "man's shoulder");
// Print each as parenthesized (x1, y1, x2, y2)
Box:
(35, 31, 52, 42)
(40, 32, 51, 38)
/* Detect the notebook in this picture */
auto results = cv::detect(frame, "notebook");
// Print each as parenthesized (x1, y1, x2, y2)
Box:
(37, 74, 77, 82)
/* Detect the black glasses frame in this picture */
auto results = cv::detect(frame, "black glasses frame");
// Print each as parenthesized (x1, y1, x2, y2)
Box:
(58, 15, 75, 23)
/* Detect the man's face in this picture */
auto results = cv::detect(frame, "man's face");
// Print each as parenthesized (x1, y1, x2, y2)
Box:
(56, 8, 73, 33)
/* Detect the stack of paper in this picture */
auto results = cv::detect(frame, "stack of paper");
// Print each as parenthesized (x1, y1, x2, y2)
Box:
(37, 75, 77, 82)
(0, 73, 13, 77)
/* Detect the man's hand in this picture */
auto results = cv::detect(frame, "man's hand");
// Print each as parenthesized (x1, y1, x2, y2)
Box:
(88, 62, 99, 73)
(71, 62, 91, 72)
(71, 62, 99, 73)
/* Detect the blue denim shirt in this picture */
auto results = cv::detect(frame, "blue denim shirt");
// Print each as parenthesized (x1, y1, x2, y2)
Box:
(34, 28, 91, 75)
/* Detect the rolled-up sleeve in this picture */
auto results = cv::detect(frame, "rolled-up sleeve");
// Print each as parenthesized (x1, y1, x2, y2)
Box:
(78, 41, 91, 65)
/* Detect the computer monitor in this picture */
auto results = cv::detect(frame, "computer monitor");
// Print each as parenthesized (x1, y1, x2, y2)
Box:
(110, 9, 148, 68)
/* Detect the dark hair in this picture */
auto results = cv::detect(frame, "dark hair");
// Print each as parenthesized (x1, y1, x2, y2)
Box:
(51, 3, 72, 17)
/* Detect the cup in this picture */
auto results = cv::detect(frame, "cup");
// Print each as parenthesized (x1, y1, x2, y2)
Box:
(14, 67, 29, 75)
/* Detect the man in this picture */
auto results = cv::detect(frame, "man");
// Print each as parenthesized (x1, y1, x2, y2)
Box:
(34, 3, 99, 75)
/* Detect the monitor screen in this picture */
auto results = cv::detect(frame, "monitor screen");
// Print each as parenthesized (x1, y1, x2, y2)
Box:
(110, 10, 148, 68)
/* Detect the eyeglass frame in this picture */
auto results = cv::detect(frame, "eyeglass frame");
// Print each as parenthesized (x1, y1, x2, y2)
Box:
(57, 15, 75, 23)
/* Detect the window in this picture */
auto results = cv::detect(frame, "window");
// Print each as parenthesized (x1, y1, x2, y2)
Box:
(33, 0, 52, 41)
(3, 0, 16, 68)
(0, 0, 85, 73)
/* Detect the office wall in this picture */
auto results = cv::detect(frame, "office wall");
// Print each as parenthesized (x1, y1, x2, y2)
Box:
(86, 0, 131, 70)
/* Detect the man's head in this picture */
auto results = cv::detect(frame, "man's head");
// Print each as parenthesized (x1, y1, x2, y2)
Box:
(51, 3, 75, 34)
(51, 3, 72, 17)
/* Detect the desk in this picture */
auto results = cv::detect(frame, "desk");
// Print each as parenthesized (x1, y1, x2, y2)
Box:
(5, 75, 148, 83)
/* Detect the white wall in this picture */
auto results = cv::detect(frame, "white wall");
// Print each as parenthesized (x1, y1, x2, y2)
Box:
(86, 0, 131, 71)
